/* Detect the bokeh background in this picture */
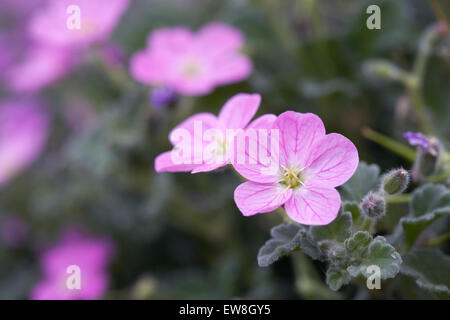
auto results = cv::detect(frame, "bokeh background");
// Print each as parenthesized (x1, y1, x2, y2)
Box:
(0, 0, 449, 299)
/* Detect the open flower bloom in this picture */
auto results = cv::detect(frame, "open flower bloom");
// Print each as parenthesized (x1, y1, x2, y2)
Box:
(8, 44, 76, 93)
(155, 93, 269, 173)
(233, 111, 359, 225)
(31, 229, 114, 300)
(130, 22, 252, 96)
(28, 0, 130, 47)
(0, 100, 49, 187)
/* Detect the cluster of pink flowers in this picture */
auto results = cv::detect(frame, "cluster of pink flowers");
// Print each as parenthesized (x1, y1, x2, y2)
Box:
(1, 0, 130, 92)
(155, 93, 359, 225)
(130, 23, 252, 96)
(31, 229, 114, 300)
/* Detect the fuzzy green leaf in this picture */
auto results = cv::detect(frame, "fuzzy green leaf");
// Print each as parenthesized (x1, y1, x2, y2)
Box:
(401, 184, 450, 247)
(326, 266, 351, 291)
(347, 236, 402, 279)
(401, 249, 450, 299)
(311, 211, 353, 243)
(257, 223, 321, 267)
(345, 231, 372, 254)
(340, 162, 380, 202)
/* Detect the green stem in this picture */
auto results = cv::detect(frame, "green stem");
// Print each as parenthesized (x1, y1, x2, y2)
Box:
(362, 127, 416, 162)
(426, 232, 450, 247)
(406, 84, 432, 134)
(291, 253, 340, 299)
(428, 169, 450, 183)
(386, 193, 412, 204)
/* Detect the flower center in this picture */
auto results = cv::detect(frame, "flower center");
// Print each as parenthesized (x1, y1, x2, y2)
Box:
(182, 61, 201, 77)
(280, 165, 305, 189)
(214, 135, 228, 157)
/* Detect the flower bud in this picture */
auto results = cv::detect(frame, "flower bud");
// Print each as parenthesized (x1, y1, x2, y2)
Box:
(382, 168, 410, 195)
(149, 86, 176, 109)
(326, 244, 347, 266)
(404, 132, 440, 181)
(360, 192, 386, 219)
(413, 141, 440, 180)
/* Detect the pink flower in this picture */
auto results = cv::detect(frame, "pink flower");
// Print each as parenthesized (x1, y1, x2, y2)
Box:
(28, 0, 130, 47)
(233, 111, 359, 225)
(155, 93, 267, 173)
(0, 100, 49, 187)
(130, 22, 252, 96)
(7, 44, 76, 93)
(31, 229, 114, 300)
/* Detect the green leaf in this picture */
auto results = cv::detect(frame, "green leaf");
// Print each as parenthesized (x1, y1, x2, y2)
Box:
(326, 266, 351, 291)
(401, 184, 450, 247)
(257, 223, 321, 267)
(311, 211, 352, 243)
(347, 236, 402, 280)
(401, 249, 450, 299)
(345, 231, 372, 254)
(342, 201, 362, 223)
(340, 162, 380, 202)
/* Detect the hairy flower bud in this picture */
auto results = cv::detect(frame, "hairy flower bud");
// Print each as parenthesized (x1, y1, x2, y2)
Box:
(414, 142, 440, 180)
(361, 192, 386, 219)
(382, 168, 410, 195)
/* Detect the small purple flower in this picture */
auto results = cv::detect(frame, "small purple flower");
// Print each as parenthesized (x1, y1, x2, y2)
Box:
(403, 131, 439, 156)
(149, 86, 176, 109)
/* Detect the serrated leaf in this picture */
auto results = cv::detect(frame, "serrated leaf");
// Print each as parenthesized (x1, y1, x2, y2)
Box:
(340, 162, 380, 202)
(401, 184, 450, 247)
(401, 249, 450, 299)
(311, 211, 352, 243)
(326, 266, 351, 291)
(347, 236, 402, 279)
(257, 223, 321, 267)
(345, 231, 372, 253)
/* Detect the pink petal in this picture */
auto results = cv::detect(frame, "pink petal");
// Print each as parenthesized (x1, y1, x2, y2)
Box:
(190, 162, 227, 174)
(212, 54, 252, 86)
(234, 181, 292, 216)
(284, 184, 340, 225)
(247, 114, 277, 129)
(195, 22, 244, 57)
(272, 111, 325, 167)
(154, 151, 199, 173)
(130, 51, 169, 85)
(218, 93, 260, 129)
(169, 112, 219, 146)
(232, 115, 280, 184)
(305, 133, 359, 188)
(147, 26, 193, 54)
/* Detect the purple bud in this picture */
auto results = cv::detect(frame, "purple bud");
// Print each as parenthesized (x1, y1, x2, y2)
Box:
(404, 131, 431, 150)
(361, 192, 386, 219)
(149, 87, 176, 109)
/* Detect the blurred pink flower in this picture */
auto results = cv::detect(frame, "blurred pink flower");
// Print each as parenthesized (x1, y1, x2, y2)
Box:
(28, 0, 130, 48)
(233, 111, 359, 225)
(7, 45, 76, 93)
(31, 229, 114, 300)
(130, 22, 252, 96)
(155, 93, 263, 173)
(0, 100, 49, 187)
